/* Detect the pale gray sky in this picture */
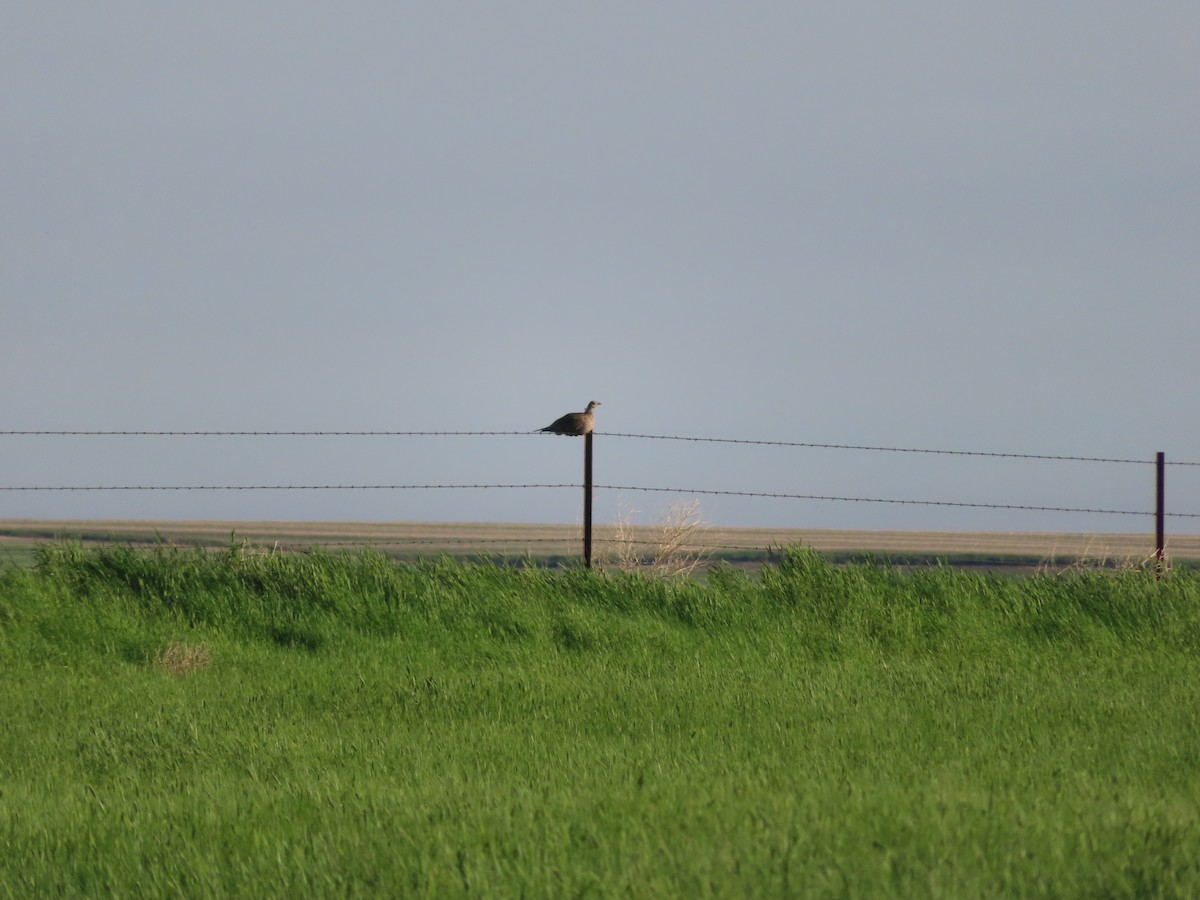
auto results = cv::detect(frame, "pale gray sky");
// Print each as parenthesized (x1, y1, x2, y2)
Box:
(3, 3, 1198, 534)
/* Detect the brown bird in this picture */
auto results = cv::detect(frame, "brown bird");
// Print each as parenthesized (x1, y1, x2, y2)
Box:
(537, 400, 601, 436)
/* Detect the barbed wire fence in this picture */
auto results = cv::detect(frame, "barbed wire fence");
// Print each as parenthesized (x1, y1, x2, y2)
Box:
(1, 429, 1197, 569)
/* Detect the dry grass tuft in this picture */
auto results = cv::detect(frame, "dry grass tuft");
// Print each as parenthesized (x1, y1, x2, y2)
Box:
(155, 641, 213, 676)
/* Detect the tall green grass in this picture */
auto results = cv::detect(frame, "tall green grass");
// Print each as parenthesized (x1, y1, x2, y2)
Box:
(2, 544, 1199, 897)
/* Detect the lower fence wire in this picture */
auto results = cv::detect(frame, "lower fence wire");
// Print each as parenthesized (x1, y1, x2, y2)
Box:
(1, 481, 1195, 517)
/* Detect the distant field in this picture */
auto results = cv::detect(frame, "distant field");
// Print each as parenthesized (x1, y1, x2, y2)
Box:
(1, 519, 1195, 571)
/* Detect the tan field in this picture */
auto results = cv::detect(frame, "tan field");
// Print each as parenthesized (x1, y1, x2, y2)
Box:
(2, 519, 1196, 571)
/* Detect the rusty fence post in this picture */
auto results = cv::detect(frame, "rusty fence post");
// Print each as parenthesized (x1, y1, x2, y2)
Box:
(1156, 451, 1165, 579)
(583, 431, 594, 568)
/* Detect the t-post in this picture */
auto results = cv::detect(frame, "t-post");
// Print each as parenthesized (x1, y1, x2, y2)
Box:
(1156, 451, 1165, 579)
(584, 431, 594, 568)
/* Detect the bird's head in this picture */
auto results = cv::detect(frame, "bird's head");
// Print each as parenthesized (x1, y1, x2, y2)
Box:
(585, 401, 601, 413)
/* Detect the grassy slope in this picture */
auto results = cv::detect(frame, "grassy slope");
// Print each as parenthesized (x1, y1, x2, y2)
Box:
(2, 545, 1199, 897)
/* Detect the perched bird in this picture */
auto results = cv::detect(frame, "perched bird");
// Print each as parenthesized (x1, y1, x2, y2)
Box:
(538, 401, 601, 436)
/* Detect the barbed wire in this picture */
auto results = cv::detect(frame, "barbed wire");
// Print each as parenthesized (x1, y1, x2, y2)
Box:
(599, 433, 1194, 466)
(0, 482, 573, 492)
(0, 529, 881, 553)
(0, 430, 532, 437)
(4, 531, 1184, 564)
(0, 533, 947, 563)
(258, 537, 795, 555)
(2, 428, 1195, 465)
(2, 480, 1196, 518)
(598, 484, 1199, 518)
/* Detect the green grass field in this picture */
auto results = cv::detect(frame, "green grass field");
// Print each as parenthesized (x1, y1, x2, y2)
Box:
(2, 543, 1199, 897)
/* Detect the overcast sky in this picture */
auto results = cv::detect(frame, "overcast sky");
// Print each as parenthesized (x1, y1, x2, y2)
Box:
(3, 3, 1198, 536)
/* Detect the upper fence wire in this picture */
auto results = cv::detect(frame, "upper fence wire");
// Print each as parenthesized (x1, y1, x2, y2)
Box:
(3, 428, 1196, 465)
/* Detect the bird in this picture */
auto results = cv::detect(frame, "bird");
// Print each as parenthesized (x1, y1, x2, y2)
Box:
(537, 401, 601, 436)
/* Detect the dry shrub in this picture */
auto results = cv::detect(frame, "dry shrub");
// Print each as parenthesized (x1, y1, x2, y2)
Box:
(1038, 536, 1168, 576)
(606, 499, 711, 577)
(155, 641, 213, 675)
(608, 499, 643, 574)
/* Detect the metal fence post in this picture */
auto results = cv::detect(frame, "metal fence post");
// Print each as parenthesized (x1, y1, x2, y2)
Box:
(583, 432, 594, 568)
(1156, 451, 1165, 578)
